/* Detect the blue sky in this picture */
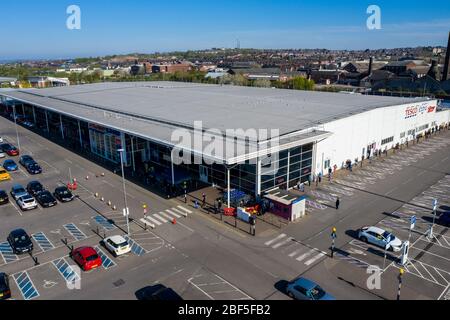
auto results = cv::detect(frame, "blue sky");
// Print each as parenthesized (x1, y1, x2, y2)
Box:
(1, 0, 450, 59)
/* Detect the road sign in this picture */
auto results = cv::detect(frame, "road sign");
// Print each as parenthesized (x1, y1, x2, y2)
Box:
(433, 199, 438, 211)
(385, 234, 392, 251)
(410, 215, 416, 230)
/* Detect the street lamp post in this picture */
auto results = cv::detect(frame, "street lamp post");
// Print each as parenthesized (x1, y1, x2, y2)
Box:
(118, 149, 130, 236)
(429, 199, 438, 239)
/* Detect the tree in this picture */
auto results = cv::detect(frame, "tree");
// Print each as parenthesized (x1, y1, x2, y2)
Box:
(253, 78, 271, 88)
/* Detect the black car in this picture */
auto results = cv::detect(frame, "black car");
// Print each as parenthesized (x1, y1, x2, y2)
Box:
(0, 190, 9, 205)
(36, 190, 57, 208)
(7, 229, 33, 254)
(0, 273, 11, 300)
(27, 181, 44, 197)
(19, 155, 35, 167)
(135, 285, 183, 301)
(26, 161, 42, 175)
(437, 211, 450, 227)
(54, 186, 75, 202)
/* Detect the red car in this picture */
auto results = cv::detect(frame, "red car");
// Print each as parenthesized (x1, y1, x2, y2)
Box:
(0, 144, 19, 156)
(70, 247, 102, 271)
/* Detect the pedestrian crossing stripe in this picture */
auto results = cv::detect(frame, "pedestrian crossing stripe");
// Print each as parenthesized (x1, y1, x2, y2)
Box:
(304, 253, 325, 266)
(272, 237, 293, 249)
(153, 213, 168, 223)
(143, 215, 162, 226)
(264, 234, 286, 246)
(166, 209, 181, 218)
(159, 211, 174, 221)
(296, 250, 315, 262)
(177, 206, 192, 214)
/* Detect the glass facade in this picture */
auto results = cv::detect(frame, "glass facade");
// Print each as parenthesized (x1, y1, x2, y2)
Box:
(260, 144, 313, 193)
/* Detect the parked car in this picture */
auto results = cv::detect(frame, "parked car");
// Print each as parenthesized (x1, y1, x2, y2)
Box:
(102, 235, 131, 257)
(286, 278, 335, 300)
(19, 155, 35, 167)
(36, 190, 57, 208)
(0, 168, 11, 182)
(437, 211, 450, 227)
(7, 229, 33, 254)
(27, 181, 44, 197)
(0, 273, 11, 300)
(54, 186, 75, 202)
(0, 151, 5, 159)
(0, 190, 9, 205)
(0, 137, 3, 143)
(135, 284, 183, 301)
(0, 144, 19, 156)
(17, 194, 38, 211)
(3, 159, 18, 172)
(358, 226, 403, 252)
(10, 185, 28, 201)
(70, 247, 102, 271)
(25, 161, 42, 175)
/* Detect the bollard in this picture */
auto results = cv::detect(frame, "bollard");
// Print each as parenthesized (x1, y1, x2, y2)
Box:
(86, 176, 89, 180)
(112, 205, 117, 211)
(101, 197, 105, 202)
(101, 173, 105, 177)
(107, 201, 112, 206)
(95, 193, 99, 198)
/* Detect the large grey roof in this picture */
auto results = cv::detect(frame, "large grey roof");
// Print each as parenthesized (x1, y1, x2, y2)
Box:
(0, 82, 430, 163)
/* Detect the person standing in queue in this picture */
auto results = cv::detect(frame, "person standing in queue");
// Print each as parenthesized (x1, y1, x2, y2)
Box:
(336, 197, 340, 210)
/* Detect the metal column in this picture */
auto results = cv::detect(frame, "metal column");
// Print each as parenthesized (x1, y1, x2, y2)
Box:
(77, 120, 83, 148)
(130, 136, 136, 173)
(227, 167, 231, 208)
(171, 149, 175, 186)
(45, 110, 49, 133)
(286, 150, 291, 188)
(32, 105, 37, 124)
(256, 158, 262, 196)
(59, 114, 64, 139)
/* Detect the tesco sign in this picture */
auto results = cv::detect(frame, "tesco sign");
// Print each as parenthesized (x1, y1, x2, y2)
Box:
(405, 106, 418, 119)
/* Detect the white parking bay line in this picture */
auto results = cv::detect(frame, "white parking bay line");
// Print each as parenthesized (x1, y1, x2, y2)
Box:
(272, 237, 293, 249)
(264, 234, 286, 246)
(304, 253, 325, 266)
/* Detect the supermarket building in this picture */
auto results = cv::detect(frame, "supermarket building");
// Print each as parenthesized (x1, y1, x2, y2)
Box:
(0, 82, 449, 198)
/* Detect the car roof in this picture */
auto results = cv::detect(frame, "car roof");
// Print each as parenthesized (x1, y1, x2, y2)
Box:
(75, 247, 98, 256)
(107, 235, 127, 244)
(29, 181, 42, 185)
(11, 229, 27, 236)
(12, 184, 25, 189)
(366, 226, 386, 235)
(294, 277, 318, 290)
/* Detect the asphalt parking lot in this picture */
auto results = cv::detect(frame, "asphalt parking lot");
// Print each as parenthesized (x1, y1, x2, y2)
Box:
(1, 114, 449, 301)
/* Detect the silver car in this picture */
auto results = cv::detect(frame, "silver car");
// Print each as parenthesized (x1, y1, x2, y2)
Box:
(358, 226, 403, 252)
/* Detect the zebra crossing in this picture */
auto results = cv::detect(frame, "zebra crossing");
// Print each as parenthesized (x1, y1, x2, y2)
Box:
(140, 206, 192, 228)
(264, 233, 327, 267)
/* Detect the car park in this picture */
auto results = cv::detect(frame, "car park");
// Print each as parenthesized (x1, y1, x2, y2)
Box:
(135, 285, 183, 301)
(2, 159, 18, 171)
(0, 168, 11, 182)
(27, 181, 45, 197)
(70, 247, 102, 271)
(10, 184, 28, 201)
(358, 226, 403, 252)
(0, 273, 11, 300)
(0, 143, 19, 156)
(25, 161, 42, 175)
(17, 194, 38, 211)
(54, 186, 75, 202)
(102, 235, 131, 257)
(0, 190, 9, 205)
(35, 190, 57, 208)
(7, 229, 34, 254)
(19, 155, 35, 167)
(286, 278, 335, 300)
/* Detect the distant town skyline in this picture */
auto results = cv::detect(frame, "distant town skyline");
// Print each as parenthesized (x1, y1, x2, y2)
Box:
(1, 0, 450, 60)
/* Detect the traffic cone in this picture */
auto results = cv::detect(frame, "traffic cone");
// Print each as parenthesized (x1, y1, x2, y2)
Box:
(172, 218, 177, 225)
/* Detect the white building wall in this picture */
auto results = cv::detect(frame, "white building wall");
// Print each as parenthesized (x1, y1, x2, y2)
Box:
(314, 99, 450, 175)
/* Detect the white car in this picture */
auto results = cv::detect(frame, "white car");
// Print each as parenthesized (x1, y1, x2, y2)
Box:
(358, 226, 403, 252)
(0, 151, 5, 159)
(17, 194, 38, 211)
(0, 137, 3, 143)
(102, 235, 131, 257)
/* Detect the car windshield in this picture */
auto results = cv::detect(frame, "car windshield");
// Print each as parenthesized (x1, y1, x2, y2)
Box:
(15, 235, 29, 243)
(309, 286, 326, 300)
(59, 190, 70, 195)
(15, 188, 26, 193)
(382, 231, 394, 240)
(24, 198, 35, 204)
(86, 254, 99, 262)
(112, 241, 128, 248)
